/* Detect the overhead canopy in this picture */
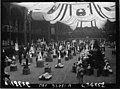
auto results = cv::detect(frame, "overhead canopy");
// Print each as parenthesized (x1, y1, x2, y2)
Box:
(12, 2, 116, 30)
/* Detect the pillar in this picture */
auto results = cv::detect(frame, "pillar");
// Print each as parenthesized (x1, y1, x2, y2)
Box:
(55, 23, 58, 41)
(9, 4, 11, 46)
(28, 21, 31, 43)
(15, 20, 18, 43)
(24, 8, 27, 45)
(28, 11, 32, 43)
(48, 23, 51, 43)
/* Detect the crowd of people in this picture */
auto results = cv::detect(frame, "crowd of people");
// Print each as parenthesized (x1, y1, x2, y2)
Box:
(2, 38, 113, 84)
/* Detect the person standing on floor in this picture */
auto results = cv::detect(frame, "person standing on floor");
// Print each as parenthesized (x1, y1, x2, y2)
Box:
(15, 42, 19, 55)
(76, 64, 84, 84)
(18, 46, 23, 65)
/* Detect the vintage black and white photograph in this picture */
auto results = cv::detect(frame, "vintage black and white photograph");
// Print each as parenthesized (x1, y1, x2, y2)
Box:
(1, 1, 118, 88)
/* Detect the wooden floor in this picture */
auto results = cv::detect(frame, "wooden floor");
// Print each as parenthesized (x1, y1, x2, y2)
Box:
(4, 46, 116, 84)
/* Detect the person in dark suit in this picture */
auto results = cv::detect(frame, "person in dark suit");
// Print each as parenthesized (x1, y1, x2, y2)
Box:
(26, 43, 30, 53)
(23, 44, 30, 59)
(9, 46, 15, 58)
(18, 46, 23, 64)
(26, 53, 29, 67)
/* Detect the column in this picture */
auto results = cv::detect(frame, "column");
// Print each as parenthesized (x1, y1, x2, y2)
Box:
(28, 21, 31, 43)
(24, 8, 27, 45)
(9, 4, 11, 46)
(28, 11, 32, 43)
(15, 20, 18, 43)
(48, 23, 51, 42)
(55, 23, 58, 41)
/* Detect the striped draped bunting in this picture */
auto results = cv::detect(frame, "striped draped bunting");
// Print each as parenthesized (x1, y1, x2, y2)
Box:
(13, 2, 116, 30)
